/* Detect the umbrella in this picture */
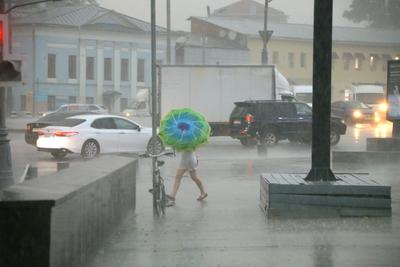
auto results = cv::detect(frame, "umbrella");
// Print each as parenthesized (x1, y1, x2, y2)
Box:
(159, 108, 211, 151)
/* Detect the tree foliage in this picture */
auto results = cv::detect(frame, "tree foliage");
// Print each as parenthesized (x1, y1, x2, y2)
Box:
(343, 0, 400, 29)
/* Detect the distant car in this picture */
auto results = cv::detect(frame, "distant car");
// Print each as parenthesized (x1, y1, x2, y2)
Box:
(331, 100, 380, 124)
(25, 111, 97, 146)
(42, 104, 108, 117)
(36, 114, 152, 159)
(121, 108, 136, 117)
(229, 100, 346, 146)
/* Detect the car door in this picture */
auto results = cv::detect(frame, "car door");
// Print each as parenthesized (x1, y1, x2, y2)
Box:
(275, 103, 297, 136)
(90, 117, 119, 153)
(331, 101, 345, 118)
(112, 117, 149, 152)
(295, 103, 313, 136)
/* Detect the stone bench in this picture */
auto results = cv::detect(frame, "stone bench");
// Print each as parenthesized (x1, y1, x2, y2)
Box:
(0, 155, 138, 267)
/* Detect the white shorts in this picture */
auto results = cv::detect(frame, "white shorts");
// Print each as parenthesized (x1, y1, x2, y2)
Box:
(179, 151, 198, 171)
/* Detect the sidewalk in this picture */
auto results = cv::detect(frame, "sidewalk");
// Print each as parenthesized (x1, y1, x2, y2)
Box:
(88, 142, 400, 267)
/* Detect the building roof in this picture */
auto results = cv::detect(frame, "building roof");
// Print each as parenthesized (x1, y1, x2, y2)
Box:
(12, 3, 166, 33)
(189, 16, 400, 45)
(211, 0, 288, 23)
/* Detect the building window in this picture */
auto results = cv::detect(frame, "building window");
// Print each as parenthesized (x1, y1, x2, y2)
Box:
(300, 53, 306, 68)
(120, 98, 128, 111)
(121, 58, 129, 81)
(332, 52, 339, 70)
(47, 95, 56, 111)
(288, 52, 294, 68)
(20, 95, 26, 111)
(86, 96, 94, 104)
(104, 58, 112, 81)
(68, 55, 77, 79)
(86, 57, 95, 80)
(137, 59, 145, 82)
(69, 96, 77, 103)
(369, 54, 378, 71)
(382, 54, 391, 71)
(272, 51, 279, 65)
(354, 53, 365, 71)
(48, 54, 56, 78)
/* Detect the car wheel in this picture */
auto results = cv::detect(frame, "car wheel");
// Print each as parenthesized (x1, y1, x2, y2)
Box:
(51, 151, 67, 159)
(239, 138, 257, 147)
(330, 129, 340, 146)
(261, 131, 278, 145)
(81, 139, 100, 159)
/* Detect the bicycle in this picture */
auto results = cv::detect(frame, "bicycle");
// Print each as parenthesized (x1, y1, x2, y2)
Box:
(145, 135, 175, 217)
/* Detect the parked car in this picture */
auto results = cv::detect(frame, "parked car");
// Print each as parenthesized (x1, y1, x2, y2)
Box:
(36, 114, 152, 159)
(42, 104, 108, 117)
(229, 100, 346, 146)
(25, 111, 97, 146)
(331, 100, 380, 124)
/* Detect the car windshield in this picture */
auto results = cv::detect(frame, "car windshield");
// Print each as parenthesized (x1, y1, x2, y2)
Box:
(51, 119, 86, 127)
(347, 101, 370, 109)
(295, 93, 313, 103)
(231, 105, 249, 118)
(356, 93, 384, 105)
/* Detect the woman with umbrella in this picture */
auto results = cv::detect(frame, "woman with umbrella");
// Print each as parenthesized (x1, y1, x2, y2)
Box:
(159, 108, 210, 204)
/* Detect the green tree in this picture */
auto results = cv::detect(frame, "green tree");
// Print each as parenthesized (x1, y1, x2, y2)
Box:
(343, 0, 400, 29)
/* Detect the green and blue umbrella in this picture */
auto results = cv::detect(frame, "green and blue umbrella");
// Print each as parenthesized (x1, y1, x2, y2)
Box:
(159, 108, 211, 151)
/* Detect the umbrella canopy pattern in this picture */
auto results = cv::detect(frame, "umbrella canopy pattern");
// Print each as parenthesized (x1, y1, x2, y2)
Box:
(159, 108, 211, 151)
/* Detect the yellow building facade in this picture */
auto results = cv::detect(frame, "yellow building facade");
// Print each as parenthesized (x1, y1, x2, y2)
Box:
(248, 37, 400, 100)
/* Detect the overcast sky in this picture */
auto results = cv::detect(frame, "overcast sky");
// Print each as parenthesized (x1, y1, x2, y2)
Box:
(100, 0, 362, 31)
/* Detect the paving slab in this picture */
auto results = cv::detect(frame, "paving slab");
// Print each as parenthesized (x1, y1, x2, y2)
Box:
(87, 142, 400, 267)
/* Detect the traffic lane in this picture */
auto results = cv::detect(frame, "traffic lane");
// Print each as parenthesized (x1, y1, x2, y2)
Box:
(9, 132, 84, 181)
(338, 121, 393, 151)
(8, 121, 390, 181)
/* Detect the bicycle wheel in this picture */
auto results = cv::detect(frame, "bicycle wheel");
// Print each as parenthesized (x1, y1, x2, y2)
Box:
(153, 181, 166, 217)
(158, 182, 166, 215)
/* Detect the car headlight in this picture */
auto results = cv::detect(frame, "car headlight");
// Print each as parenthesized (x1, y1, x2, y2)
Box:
(341, 119, 345, 124)
(125, 112, 131, 117)
(379, 103, 388, 112)
(353, 110, 362, 118)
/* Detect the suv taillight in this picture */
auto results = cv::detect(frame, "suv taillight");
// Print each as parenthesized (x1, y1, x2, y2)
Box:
(245, 114, 254, 123)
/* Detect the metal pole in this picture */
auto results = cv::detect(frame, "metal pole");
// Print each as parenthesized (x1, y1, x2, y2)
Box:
(261, 0, 269, 64)
(0, 1, 14, 190)
(0, 86, 14, 189)
(150, 0, 158, 216)
(166, 0, 171, 64)
(305, 0, 336, 181)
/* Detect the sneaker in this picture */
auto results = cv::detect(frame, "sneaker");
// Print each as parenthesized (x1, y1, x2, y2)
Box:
(166, 194, 175, 201)
(197, 193, 208, 201)
(165, 199, 175, 207)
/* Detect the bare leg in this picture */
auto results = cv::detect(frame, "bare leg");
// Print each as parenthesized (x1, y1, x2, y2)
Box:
(189, 170, 207, 198)
(169, 169, 186, 200)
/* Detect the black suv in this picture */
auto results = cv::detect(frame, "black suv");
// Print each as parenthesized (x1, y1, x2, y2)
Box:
(229, 100, 346, 146)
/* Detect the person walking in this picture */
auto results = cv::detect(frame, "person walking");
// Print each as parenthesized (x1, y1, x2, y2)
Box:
(167, 150, 207, 204)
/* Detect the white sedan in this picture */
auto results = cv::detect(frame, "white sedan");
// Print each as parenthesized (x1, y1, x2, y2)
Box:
(36, 114, 152, 159)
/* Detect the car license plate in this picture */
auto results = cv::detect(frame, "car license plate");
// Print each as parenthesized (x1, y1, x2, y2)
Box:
(32, 128, 41, 132)
(233, 120, 241, 125)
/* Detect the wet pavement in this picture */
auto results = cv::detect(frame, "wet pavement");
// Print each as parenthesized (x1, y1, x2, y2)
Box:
(87, 138, 400, 267)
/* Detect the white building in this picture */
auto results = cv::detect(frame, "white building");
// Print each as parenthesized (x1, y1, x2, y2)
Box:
(9, 2, 175, 114)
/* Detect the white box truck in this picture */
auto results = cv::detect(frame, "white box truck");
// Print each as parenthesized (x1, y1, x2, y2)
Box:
(158, 65, 291, 136)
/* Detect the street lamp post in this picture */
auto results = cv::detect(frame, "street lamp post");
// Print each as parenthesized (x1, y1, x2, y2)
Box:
(166, 0, 171, 64)
(260, 0, 272, 65)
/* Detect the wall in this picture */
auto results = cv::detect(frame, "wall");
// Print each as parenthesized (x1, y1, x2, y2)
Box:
(248, 37, 400, 100)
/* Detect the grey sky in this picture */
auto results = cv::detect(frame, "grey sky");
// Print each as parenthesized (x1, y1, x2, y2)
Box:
(100, 0, 362, 31)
